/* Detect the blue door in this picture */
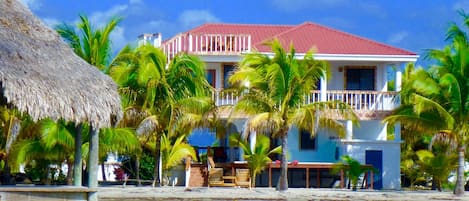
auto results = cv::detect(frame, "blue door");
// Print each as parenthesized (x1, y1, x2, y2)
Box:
(365, 150, 382, 189)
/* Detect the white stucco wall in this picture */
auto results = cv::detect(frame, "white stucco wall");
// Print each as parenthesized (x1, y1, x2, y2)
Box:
(353, 120, 387, 140)
(327, 62, 387, 91)
(342, 141, 401, 190)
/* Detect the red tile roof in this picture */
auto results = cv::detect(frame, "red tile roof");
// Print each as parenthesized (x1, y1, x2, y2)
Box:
(185, 22, 416, 56)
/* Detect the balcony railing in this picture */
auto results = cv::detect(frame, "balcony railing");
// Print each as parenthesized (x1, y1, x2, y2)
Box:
(212, 89, 399, 111)
(162, 33, 252, 62)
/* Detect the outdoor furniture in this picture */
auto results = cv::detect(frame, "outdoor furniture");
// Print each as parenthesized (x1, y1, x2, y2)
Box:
(207, 157, 236, 187)
(235, 169, 251, 189)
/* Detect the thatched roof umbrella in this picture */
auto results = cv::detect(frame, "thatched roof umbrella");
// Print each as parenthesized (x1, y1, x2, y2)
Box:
(0, 0, 122, 199)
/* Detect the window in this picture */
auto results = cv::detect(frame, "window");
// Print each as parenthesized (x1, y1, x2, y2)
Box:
(345, 67, 375, 90)
(206, 69, 216, 88)
(300, 130, 316, 150)
(223, 64, 235, 88)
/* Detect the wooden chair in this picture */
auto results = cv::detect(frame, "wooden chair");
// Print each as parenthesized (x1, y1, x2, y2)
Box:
(235, 168, 251, 189)
(207, 156, 235, 187)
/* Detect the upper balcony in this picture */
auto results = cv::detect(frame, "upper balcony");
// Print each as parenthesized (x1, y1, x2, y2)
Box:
(161, 33, 252, 62)
(213, 89, 399, 119)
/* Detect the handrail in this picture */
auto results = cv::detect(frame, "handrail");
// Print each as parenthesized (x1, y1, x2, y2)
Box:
(162, 33, 252, 62)
(212, 89, 398, 111)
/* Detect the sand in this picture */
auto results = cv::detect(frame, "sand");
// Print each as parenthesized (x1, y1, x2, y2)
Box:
(98, 186, 469, 201)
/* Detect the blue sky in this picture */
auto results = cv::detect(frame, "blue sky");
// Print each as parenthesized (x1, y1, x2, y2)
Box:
(20, 0, 469, 65)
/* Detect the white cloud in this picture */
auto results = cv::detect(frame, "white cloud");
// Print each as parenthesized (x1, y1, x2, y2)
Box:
(272, 0, 345, 12)
(19, 0, 41, 10)
(129, 0, 143, 4)
(387, 31, 409, 44)
(178, 10, 220, 29)
(88, 4, 129, 27)
(110, 26, 128, 52)
(453, 0, 469, 11)
(42, 17, 61, 28)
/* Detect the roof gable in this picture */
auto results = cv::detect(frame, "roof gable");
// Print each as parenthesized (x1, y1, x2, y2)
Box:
(185, 22, 416, 56)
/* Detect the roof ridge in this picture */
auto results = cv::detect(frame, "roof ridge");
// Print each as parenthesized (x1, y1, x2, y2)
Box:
(298, 21, 415, 55)
(188, 22, 295, 33)
(253, 22, 311, 48)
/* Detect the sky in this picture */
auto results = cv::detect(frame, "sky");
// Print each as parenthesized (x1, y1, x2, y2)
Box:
(19, 0, 469, 66)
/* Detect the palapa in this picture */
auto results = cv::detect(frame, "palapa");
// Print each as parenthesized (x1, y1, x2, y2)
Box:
(0, 0, 122, 128)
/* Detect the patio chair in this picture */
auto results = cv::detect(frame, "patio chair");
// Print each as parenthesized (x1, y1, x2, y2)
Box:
(207, 156, 236, 187)
(235, 168, 251, 189)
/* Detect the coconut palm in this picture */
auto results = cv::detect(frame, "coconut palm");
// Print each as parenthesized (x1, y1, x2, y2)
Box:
(55, 14, 124, 185)
(0, 105, 28, 184)
(9, 119, 75, 184)
(55, 15, 122, 73)
(228, 39, 358, 191)
(333, 155, 376, 191)
(160, 133, 197, 184)
(110, 44, 213, 186)
(416, 149, 457, 191)
(385, 11, 469, 195)
(229, 133, 281, 187)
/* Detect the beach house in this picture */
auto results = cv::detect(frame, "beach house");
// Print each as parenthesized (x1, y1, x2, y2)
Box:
(140, 22, 418, 190)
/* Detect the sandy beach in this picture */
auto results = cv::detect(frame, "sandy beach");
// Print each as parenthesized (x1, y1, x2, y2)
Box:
(98, 186, 469, 201)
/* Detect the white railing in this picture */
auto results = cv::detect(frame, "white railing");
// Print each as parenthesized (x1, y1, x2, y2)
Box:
(162, 33, 251, 62)
(212, 89, 399, 111)
(306, 90, 398, 111)
(212, 89, 240, 106)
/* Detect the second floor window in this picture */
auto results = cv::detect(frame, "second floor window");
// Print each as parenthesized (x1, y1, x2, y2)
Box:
(206, 69, 216, 88)
(223, 64, 235, 88)
(345, 67, 375, 90)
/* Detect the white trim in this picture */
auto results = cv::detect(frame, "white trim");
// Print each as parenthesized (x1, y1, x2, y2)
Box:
(198, 55, 242, 63)
(340, 139, 402, 144)
(258, 52, 419, 62)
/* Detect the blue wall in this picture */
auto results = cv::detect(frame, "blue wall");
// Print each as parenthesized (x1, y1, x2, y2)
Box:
(287, 127, 340, 162)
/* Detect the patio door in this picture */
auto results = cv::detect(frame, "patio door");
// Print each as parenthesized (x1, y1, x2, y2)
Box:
(365, 150, 383, 189)
(345, 67, 375, 90)
(206, 69, 216, 88)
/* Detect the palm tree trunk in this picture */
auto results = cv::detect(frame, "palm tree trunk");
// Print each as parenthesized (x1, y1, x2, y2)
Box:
(2, 157, 11, 185)
(153, 134, 161, 187)
(101, 163, 107, 181)
(454, 144, 465, 195)
(135, 155, 141, 186)
(277, 134, 288, 191)
(66, 161, 73, 185)
(252, 172, 257, 188)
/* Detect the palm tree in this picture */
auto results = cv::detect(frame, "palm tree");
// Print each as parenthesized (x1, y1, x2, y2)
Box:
(55, 15, 122, 73)
(229, 133, 281, 187)
(110, 44, 213, 186)
(333, 155, 376, 191)
(385, 10, 469, 195)
(0, 105, 28, 184)
(228, 39, 358, 191)
(9, 119, 75, 184)
(416, 149, 457, 191)
(160, 133, 197, 185)
(55, 14, 124, 186)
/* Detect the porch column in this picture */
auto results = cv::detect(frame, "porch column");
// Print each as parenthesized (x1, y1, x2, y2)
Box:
(249, 130, 257, 152)
(320, 73, 327, 102)
(346, 120, 353, 140)
(188, 34, 193, 52)
(87, 127, 99, 201)
(394, 64, 402, 142)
